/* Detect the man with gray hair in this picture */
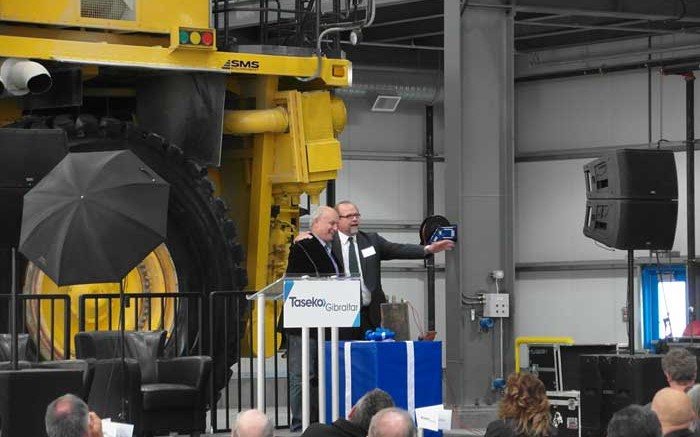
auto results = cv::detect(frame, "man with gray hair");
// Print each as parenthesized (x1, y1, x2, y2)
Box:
(232, 409, 273, 437)
(283, 205, 341, 431)
(662, 348, 697, 392)
(607, 404, 662, 437)
(45, 393, 103, 437)
(296, 201, 454, 339)
(301, 389, 395, 437)
(367, 408, 416, 437)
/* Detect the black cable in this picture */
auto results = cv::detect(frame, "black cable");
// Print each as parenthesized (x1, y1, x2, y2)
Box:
(294, 241, 321, 277)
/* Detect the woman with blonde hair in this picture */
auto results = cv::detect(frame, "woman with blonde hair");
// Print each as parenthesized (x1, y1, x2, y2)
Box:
(485, 372, 553, 437)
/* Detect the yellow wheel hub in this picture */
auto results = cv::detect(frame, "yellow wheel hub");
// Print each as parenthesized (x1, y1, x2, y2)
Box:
(23, 243, 179, 359)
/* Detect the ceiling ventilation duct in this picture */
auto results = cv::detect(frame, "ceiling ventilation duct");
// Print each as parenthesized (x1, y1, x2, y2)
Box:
(335, 67, 442, 105)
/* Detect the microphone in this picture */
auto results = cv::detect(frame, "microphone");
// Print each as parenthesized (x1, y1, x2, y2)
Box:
(295, 241, 320, 277)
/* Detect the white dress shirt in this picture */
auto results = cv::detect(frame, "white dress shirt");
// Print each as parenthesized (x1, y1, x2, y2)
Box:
(338, 231, 371, 306)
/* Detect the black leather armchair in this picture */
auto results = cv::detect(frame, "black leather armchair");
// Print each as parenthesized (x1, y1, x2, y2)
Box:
(0, 334, 94, 437)
(75, 330, 212, 437)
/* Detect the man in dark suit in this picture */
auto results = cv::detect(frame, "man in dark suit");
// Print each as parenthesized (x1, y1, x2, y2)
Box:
(301, 389, 394, 437)
(284, 205, 341, 431)
(332, 201, 454, 339)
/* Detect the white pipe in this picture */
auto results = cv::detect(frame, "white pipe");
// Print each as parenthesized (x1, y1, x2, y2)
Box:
(331, 327, 339, 421)
(496, 280, 504, 379)
(256, 293, 266, 411)
(318, 327, 326, 423)
(302, 327, 310, 431)
(0, 58, 52, 96)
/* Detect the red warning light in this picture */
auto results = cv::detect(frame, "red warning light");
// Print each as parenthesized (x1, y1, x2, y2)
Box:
(201, 32, 214, 46)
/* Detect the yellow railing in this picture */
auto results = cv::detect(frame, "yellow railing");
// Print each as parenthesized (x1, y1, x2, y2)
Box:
(514, 336, 575, 372)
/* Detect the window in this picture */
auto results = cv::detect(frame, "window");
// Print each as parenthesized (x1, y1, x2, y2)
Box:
(641, 265, 687, 349)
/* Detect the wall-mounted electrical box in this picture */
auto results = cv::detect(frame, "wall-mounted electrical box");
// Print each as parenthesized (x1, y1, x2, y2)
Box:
(484, 293, 509, 317)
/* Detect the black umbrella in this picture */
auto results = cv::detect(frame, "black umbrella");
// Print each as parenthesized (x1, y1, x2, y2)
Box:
(18, 150, 169, 418)
(19, 150, 169, 285)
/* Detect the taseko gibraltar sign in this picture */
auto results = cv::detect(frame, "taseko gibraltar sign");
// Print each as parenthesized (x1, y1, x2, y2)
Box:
(283, 277, 361, 328)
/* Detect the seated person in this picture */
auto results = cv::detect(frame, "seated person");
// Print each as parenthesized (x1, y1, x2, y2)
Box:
(651, 387, 696, 437)
(485, 372, 553, 437)
(607, 404, 662, 437)
(45, 393, 103, 437)
(301, 389, 394, 437)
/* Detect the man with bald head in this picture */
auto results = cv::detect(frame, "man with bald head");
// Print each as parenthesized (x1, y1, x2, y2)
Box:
(45, 393, 103, 437)
(651, 387, 696, 436)
(367, 408, 416, 437)
(232, 409, 273, 437)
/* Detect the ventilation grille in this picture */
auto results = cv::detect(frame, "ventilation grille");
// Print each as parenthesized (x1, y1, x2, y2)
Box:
(371, 95, 402, 112)
(81, 0, 135, 20)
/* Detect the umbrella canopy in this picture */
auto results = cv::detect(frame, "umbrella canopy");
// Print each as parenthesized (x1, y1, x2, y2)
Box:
(19, 150, 170, 286)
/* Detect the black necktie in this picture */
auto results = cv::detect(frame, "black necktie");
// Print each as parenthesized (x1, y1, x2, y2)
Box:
(348, 236, 360, 275)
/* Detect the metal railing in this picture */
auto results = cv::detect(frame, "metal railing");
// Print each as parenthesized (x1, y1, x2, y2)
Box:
(0, 293, 71, 361)
(2, 290, 291, 433)
(77, 292, 203, 355)
(208, 291, 289, 433)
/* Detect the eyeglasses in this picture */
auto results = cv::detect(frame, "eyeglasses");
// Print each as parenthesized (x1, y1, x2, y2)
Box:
(339, 213, 361, 219)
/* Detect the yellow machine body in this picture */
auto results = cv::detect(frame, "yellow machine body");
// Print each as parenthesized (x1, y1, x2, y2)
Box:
(0, 0, 349, 358)
(0, 0, 209, 34)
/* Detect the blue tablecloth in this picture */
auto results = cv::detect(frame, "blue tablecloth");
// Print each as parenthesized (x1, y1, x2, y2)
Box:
(324, 341, 442, 418)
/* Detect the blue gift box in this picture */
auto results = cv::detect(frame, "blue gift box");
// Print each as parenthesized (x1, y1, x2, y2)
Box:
(324, 341, 442, 419)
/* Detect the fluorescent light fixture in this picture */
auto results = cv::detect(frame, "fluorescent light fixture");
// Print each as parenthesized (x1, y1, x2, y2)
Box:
(371, 95, 401, 112)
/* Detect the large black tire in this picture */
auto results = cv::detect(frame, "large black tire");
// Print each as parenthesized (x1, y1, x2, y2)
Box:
(6, 114, 248, 393)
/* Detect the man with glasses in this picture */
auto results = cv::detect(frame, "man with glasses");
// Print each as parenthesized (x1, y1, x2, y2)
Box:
(331, 200, 454, 339)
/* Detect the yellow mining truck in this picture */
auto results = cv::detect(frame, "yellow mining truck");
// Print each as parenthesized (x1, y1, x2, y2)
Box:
(0, 0, 358, 390)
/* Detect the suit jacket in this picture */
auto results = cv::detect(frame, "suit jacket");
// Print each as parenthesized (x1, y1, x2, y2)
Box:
(286, 235, 338, 277)
(279, 235, 340, 334)
(332, 231, 425, 330)
(301, 419, 366, 437)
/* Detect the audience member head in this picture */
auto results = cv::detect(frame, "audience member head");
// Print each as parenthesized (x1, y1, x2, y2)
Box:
(687, 384, 700, 418)
(334, 201, 361, 236)
(651, 387, 696, 435)
(45, 393, 102, 437)
(367, 408, 416, 437)
(498, 371, 551, 437)
(232, 409, 273, 437)
(348, 389, 395, 432)
(661, 348, 697, 391)
(310, 206, 339, 243)
(606, 404, 662, 437)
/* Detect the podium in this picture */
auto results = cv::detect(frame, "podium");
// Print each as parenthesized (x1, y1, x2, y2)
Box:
(250, 275, 360, 429)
